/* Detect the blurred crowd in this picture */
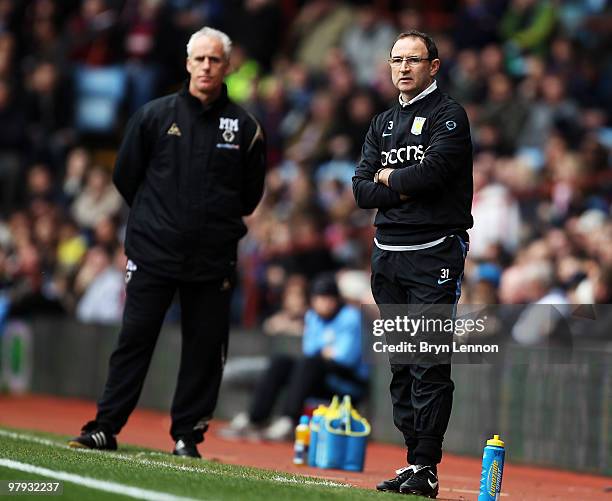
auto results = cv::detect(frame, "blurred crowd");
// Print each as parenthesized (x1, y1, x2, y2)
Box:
(0, 0, 611, 344)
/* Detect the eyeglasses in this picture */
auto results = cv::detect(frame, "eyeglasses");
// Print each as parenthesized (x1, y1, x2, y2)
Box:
(388, 56, 431, 67)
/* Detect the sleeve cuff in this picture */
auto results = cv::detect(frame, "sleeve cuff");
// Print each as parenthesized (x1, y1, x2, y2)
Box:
(388, 169, 399, 192)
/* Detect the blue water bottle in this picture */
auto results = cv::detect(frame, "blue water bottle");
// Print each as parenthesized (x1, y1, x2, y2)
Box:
(478, 435, 505, 501)
(308, 405, 327, 466)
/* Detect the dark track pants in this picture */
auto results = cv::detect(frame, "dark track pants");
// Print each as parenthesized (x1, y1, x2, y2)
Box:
(248, 354, 365, 423)
(371, 235, 467, 466)
(95, 266, 232, 443)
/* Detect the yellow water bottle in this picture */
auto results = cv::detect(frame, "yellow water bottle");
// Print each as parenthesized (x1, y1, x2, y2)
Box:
(293, 415, 310, 465)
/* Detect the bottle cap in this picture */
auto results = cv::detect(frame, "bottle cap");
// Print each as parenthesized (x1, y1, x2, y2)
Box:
(486, 434, 505, 447)
(299, 415, 309, 425)
(313, 405, 327, 416)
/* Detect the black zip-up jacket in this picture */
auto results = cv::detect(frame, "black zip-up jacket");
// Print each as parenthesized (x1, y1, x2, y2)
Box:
(352, 86, 473, 245)
(113, 83, 266, 281)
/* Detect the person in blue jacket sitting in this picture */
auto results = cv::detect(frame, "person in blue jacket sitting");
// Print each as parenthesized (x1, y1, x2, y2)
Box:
(222, 273, 368, 441)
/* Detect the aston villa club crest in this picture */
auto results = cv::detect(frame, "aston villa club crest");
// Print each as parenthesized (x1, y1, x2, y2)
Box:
(411, 116, 426, 135)
(219, 117, 239, 142)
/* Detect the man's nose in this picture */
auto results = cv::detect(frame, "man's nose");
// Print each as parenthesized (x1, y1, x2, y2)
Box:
(399, 61, 411, 71)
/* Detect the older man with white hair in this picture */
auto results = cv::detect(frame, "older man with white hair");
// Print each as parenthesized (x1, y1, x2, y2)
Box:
(68, 27, 266, 458)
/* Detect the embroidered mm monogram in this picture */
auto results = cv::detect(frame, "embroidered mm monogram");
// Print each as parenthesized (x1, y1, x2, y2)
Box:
(167, 123, 181, 136)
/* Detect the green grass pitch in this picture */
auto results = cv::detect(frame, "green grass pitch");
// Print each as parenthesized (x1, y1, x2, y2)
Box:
(0, 426, 420, 500)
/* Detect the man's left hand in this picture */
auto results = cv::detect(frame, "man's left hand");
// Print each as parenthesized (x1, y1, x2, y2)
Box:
(376, 168, 393, 186)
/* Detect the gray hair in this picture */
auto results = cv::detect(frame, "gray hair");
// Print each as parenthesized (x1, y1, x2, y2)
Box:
(186, 27, 232, 60)
(524, 261, 555, 290)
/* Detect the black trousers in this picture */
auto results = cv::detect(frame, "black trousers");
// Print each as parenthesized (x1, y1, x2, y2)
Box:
(248, 354, 365, 423)
(371, 235, 467, 466)
(95, 266, 232, 443)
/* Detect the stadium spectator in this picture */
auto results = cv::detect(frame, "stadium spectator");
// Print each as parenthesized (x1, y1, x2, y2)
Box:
(25, 163, 55, 206)
(341, 4, 395, 87)
(478, 72, 529, 154)
(76, 245, 125, 325)
(447, 48, 485, 104)
(23, 60, 75, 165)
(65, 0, 123, 66)
(121, 0, 163, 113)
(60, 146, 90, 206)
(223, 0, 281, 73)
(469, 152, 522, 260)
(72, 244, 111, 298)
(286, 0, 353, 72)
(224, 44, 260, 104)
(220, 273, 368, 441)
(284, 90, 337, 166)
(511, 261, 571, 347)
(518, 74, 580, 150)
(21, 3, 66, 68)
(262, 274, 308, 337)
(499, 0, 557, 58)
(70, 165, 121, 230)
(56, 218, 88, 273)
(453, 0, 504, 49)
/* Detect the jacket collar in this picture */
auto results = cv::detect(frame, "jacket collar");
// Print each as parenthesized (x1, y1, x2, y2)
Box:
(399, 80, 438, 108)
(179, 81, 229, 113)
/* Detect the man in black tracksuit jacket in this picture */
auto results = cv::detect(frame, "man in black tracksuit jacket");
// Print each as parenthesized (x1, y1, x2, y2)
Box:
(69, 27, 265, 458)
(353, 31, 473, 497)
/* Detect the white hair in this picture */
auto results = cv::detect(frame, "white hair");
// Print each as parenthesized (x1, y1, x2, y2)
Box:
(186, 27, 232, 60)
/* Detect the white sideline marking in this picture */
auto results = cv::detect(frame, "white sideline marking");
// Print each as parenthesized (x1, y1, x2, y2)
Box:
(0, 458, 201, 501)
(0, 429, 62, 449)
(0, 429, 348, 489)
(271, 475, 349, 488)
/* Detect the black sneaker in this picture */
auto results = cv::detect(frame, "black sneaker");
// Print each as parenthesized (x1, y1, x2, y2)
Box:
(172, 438, 201, 458)
(399, 465, 439, 498)
(376, 465, 415, 492)
(68, 421, 117, 451)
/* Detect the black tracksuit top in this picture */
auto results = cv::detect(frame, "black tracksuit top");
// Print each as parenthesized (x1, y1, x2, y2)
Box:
(352, 86, 473, 245)
(113, 83, 266, 281)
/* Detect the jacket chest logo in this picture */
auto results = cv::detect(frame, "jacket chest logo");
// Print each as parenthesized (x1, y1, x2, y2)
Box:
(167, 123, 182, 136)
(411, 116, 426, 135)
(219, 117, 239, 142)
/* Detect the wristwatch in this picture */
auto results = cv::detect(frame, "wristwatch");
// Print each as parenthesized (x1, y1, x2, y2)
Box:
(374, 168, 385, 183)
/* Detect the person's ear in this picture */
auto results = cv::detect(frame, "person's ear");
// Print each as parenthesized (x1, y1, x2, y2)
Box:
(430, 58, 440, 77)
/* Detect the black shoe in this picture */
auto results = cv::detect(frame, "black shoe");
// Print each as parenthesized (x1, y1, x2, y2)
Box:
(68, 421, 117, 451)
(172, 438, 201, 458)
(376, 465, 416, 492)
(399, 465, 439, 498)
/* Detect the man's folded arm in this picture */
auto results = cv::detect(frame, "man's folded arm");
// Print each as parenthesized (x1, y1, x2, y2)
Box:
(352, 118, 404, 209)
(387, 105, 471, 196)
